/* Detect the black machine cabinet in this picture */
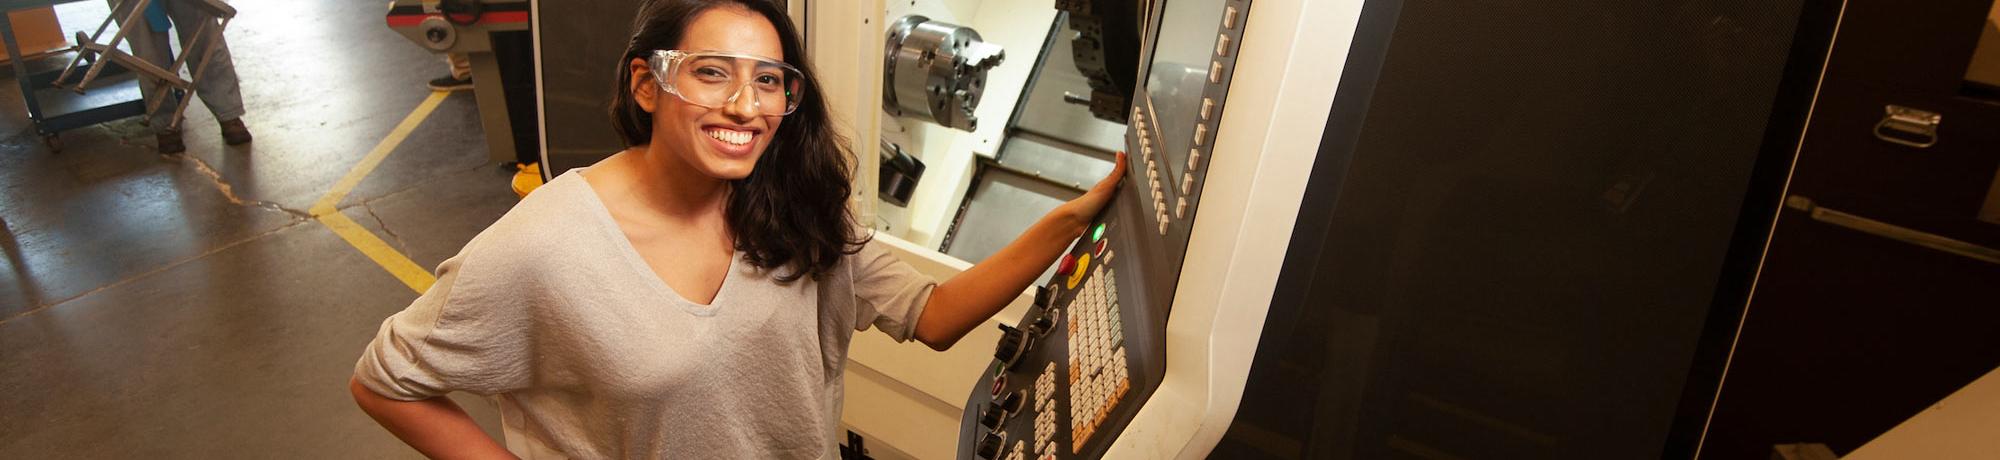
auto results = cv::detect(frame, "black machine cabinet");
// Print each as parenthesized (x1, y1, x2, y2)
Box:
(1702, 0, 2000, 456)
(1214, 0, 1853, 458)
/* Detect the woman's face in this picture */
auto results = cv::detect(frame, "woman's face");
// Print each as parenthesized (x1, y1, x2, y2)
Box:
(632, 6, 786, 181)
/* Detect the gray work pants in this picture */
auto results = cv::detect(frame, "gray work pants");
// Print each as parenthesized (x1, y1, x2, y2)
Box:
(115, 0, 246, 133)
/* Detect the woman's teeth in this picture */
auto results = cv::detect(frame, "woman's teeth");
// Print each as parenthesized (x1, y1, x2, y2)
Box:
(707, 129, 751, 146)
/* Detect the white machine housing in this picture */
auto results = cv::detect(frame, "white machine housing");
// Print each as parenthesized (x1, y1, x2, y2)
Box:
(804, 0, 1366, 457)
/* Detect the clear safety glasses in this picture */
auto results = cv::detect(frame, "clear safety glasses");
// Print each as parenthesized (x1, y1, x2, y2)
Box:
(649, 49, 804, 116)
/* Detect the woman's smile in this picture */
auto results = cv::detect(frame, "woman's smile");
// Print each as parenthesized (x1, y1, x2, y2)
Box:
(700, 123, 761, 158)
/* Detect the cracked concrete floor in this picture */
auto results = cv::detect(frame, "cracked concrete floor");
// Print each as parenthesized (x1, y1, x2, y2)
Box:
(2, 1, 520, 457)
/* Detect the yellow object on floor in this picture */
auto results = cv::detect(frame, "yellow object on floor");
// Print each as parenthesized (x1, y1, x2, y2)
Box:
(513, 162, 544, 198)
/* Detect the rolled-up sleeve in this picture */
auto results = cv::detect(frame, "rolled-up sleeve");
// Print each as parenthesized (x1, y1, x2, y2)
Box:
(353, 249, 534, 400)
(850, 239, 937, 342)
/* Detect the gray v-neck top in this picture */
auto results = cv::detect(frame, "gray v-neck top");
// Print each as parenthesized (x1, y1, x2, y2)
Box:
(353, 170, 936, 459)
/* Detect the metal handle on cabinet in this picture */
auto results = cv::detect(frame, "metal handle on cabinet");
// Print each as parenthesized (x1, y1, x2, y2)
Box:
(1784, 195, 1999, 264)
(1873, 105, 1941, 149)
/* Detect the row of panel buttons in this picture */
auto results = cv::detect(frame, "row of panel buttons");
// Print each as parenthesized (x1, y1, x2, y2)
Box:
(1138, 2, 1244, 231)
(1132, 109, 1173, 235)
(1067, 264, 1132, 452)
(1034, 362, 1058, 457)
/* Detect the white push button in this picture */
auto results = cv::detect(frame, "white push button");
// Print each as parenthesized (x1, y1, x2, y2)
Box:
(1224, 6, 1239, 28)
(1194, 123, 1208, 146)
(1216, 34, 1231, 57)
(1200, 98, 1214, 121)
(1181, 172, 1195, 194)
(1188, 150, 1202, 172)
(1209, 61, 1223, 83)
(1175, 197, 1188, 218)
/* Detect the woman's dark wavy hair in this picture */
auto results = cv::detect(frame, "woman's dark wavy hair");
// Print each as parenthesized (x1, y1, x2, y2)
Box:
(611, 0, 866, 282)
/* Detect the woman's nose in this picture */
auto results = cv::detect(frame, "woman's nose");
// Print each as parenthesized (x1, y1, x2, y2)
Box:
(721, 84, 761, 120)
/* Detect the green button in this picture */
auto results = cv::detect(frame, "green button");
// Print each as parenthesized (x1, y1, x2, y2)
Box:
(1092, 223, 1106, 241)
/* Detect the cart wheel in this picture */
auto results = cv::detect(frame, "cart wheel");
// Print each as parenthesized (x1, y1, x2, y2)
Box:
(43, 134, 62, 153)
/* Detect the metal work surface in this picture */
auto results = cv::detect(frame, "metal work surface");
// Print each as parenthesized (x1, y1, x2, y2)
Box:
(943, 163, 1080, 265)
(1007, 13, 1126, 156)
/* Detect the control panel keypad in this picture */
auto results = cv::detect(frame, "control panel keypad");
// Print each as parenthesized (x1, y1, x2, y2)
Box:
(1034, 362, 1059, 455)
(1067, 265, 1132, 450)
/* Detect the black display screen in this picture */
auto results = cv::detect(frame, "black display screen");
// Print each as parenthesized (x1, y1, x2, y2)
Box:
(1140, 0, 1227, 186)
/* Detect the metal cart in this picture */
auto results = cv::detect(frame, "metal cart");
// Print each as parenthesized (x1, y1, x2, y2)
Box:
(1, 0, 148, 153)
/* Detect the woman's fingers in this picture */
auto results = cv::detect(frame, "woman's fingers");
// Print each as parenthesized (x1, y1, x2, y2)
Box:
(1064, 151, 1129, 225)
(1093, 151, 1129, 195)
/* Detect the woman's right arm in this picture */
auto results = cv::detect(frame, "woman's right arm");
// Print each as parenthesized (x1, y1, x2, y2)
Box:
(349, 377, 516, 459)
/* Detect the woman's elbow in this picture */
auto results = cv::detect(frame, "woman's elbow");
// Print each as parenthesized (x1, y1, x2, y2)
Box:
(349, 376, 386, 412)
(913, 328, 962, 351)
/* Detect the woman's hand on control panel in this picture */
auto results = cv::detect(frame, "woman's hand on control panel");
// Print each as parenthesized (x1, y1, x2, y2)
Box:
(1057, 151, 1129, 229)
(910, 151, 1129, 351)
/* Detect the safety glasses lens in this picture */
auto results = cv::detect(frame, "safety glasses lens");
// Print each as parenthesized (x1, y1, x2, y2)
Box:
(653, 51, 803, 115)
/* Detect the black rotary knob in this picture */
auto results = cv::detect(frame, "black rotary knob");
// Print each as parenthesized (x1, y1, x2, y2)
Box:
(976, 429, 1005, 459)
(994, 324, 1029, 367)
(981, 400, 1010, 428)
(1028, 309, 1056, 337)
(1001, 389, 1029, 414)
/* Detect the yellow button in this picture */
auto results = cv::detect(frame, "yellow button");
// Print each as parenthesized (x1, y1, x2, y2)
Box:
(1066, 253, 1091, 289)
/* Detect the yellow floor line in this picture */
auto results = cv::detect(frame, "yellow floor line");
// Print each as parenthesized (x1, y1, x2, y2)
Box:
(313, 90, 452, 293)
(311, 91, 451, 217)
(319, 212, 436, 293)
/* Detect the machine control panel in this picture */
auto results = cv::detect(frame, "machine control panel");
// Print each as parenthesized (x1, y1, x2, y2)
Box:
(958, 222, 1154, 459)
(957, 0, 1254, 457)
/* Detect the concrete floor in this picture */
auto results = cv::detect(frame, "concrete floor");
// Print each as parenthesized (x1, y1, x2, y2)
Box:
(2, 1, 518, 457)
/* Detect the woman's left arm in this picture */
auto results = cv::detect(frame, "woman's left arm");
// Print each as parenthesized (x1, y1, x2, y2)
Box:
(912, 152, 1127, 350)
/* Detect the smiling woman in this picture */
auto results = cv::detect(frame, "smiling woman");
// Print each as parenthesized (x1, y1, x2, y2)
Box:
(606, 0, 857, 283)
(346, 0, 1126, 457)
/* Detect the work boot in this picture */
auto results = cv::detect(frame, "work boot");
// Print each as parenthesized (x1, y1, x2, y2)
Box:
(428, 75, 472, 91)
(157, 130, 185, 154)
(220, 118, 253, 145)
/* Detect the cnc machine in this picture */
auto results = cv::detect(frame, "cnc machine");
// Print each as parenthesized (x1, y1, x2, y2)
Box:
(532, 0, 1857, 458)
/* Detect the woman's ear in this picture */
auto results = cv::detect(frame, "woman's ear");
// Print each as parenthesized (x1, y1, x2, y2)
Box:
(631, 57, 658, 113)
